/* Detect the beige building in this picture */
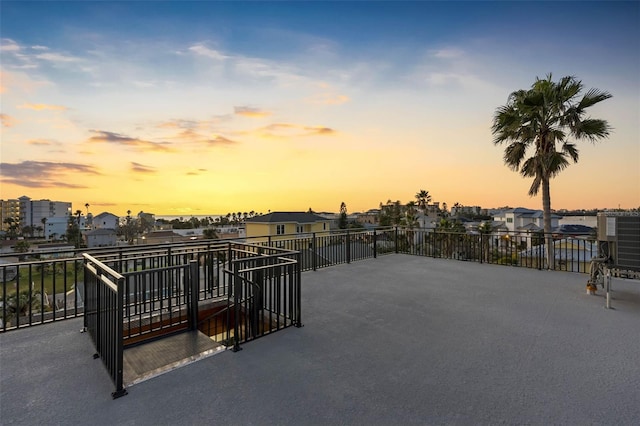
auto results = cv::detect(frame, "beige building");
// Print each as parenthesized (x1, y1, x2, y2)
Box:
(245, 212, 331, 243)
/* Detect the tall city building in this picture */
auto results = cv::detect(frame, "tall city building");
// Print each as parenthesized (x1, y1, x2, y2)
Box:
(1, 195, 72, 238)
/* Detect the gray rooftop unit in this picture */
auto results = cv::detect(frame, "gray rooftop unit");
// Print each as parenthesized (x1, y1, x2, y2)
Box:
(597, 212, 640, 271)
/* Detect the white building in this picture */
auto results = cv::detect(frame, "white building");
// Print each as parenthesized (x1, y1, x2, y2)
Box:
(1, 195, 71, 237)
(493, 208, 561, 235)
(92, 212, 119, 230)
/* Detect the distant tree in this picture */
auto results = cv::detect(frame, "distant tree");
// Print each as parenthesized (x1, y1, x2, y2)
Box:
(118, 210, 139, 245)
(415, 190, 432, 214)
(41, 217, 48, 238)
(4, 289, 42, 326)
(338, 202, 348, 229)
(21, 225, 35, 238)
(3, 218, 19, 239)
(14, 240, 31, 254)
(203, 228, 219, 240)
(66, 217, 83, 248)
(85, 203, 90, 215)
(492, 74, 612, 268)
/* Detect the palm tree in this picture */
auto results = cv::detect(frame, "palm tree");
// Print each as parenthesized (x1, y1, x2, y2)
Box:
(85, 203, 90, 215)
(415, 190, 432, 214)
(492, 74, 612, 268)
(41, 217, 47, 238)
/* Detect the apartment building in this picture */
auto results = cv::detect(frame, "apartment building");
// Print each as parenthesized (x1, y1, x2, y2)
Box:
(1, 196, 71, 238)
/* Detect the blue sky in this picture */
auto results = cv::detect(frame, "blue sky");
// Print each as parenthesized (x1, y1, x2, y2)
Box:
(1, 1, 638, 215)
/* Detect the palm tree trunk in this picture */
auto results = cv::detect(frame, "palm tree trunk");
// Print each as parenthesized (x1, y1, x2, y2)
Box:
(542, 176, 553, 269)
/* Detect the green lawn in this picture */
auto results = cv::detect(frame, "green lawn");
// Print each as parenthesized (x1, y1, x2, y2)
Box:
(1, 260, 84, 299)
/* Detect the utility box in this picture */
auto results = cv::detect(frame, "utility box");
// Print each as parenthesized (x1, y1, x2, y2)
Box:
(597, 213, 640, 271)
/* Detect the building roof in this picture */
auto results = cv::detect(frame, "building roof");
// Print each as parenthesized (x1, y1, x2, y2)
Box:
(94, 212, 119, 219)
(245, 211, 329, 224)
(86, 229, 117, 236)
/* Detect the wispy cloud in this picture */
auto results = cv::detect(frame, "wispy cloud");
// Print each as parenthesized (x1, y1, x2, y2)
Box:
(186, 168, 208, 176)
(234, 106, 272, 118)
(252, 123, 336, 139)
(18, 103, 68, 111)
(157, 119, 201, 130)
(0, 160, 99, 188)
(0, 38, 20, 52)
(26, 138, 61, 146)
(131, 162, 156, 174)
(87, 130, 174, 152)
(432, 48, 465, 59)
(188, 43, 228, 61)
(0, 113, 16, 127)
(34, 52, 81, 63)
(305, 93, 349, 105)
(173, 129, 238, 146)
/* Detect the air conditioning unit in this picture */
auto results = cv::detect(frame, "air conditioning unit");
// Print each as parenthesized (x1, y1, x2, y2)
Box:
(597, 212, 640, 271)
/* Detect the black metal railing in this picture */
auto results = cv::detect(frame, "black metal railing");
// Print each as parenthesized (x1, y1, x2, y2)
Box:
(2, 229, 599, 332)
(83, 254, 127, 399)
(198, 246, 302, 348)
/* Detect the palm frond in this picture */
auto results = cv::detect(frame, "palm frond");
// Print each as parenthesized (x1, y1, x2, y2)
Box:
(561, 142, 579, 163)
(577, 88, 613, 111)
(528, 174, 542, 196)
(546, 152, 571, 177)
(503, 142, 527, 170)
(575, 118, 612, 141)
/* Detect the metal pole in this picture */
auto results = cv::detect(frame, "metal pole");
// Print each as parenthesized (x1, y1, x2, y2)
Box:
(605, 267, 612, 309)
(373, 230, 377, 259)
(189, 260, 199, 330)
(312, 232, 317, 271)
(232, 262, 242, 352)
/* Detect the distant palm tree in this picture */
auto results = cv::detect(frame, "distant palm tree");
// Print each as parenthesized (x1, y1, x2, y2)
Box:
(492, 74, 612, 268)
(415, 190, 432, 214)
(41, 217, 47, 238)
(85, 203, 90, 215)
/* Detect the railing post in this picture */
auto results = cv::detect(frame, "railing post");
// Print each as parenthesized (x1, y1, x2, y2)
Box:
(188, 260, 199, 331)
(346, 230, 351, 264)
(394, 227, 399, 254)
(295, 252, 302, 327)
(112, 276, 127, 399)
(232, 261, 242, 352)
(373, 230, 377, 259)
(312, 233, 317, 271)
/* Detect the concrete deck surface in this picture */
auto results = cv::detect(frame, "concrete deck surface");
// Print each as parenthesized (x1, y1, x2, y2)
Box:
(1, 255, 639, 425)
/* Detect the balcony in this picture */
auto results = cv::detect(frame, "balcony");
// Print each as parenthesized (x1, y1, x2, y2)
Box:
(2, 254, 640, 424)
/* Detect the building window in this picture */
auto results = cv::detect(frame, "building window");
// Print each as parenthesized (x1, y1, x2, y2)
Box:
(506, 218, 513, 223)
(323, 223, 326, 230)
(276, 224, 285, 235)
(296, 225, 304, 233)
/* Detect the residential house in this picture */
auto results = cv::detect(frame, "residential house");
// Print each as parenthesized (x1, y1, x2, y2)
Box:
(139, 230, 188, 245)
(92, 212, 119, 230)
(245, 212, 331, 243)
(493, 208, 560, 235)
(85, 229, 117, 248)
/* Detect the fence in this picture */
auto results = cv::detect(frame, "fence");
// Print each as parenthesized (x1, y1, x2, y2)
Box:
(199, 247, 302, 350)
(2, 229, 599, 332)
(83, 254, 127, 398)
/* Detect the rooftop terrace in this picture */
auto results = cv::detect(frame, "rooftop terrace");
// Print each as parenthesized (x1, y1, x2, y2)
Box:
(2, 255, 639, 425)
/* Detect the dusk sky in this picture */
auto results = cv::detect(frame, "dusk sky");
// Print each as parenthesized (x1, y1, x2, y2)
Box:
(1, 1, 638, 216)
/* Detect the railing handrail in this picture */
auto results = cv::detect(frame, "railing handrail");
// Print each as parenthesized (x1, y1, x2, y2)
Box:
(82, 253, 124, 281)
